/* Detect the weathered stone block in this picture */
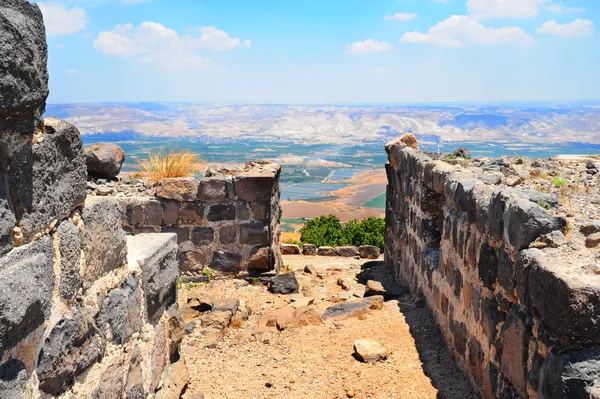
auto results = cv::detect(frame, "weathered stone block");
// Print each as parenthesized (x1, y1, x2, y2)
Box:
(144, 199, 163, 226)
(207, 203, 235, 221)
(97, 274, 142, 345)
(478, 242, 498, 290)
(56, 219, 82, 299)
(156, 178, 199, 202)
(197, 178, 227, 202)
(180, 202, 204, 224)
(500, 308, 530, 397)
(539, 348, 600, 399)
(239, 223, 269, 245)
(210, 251, 242, 272)
(162, 200, 180, 225)
(162, 227, 189, 244)
(481, 297, 505, 346)
(0, 0, 48, 133)
(236, 203, 251, 221)
(317, 246, 336, 256)
(219, 225, 237, 245)
(16, 119, 86, 242)
(359, 245, 380, 259)
(504, 197, 563, 250)
(249, 201, 270, 221)
(37, 305, 104, 395)
(527, 249, 600, 342)
(336, 246, 359, 257)
(127, 233, 179, 323)
(247, 246, 272, 271)
(82, 197, 127, 287)
(191, 227, 214, 246)
(281, 243, 301, 255)
(124, 199, 144, 226)
(302, 243, 317, 256)
(234, 174, 275, 201)
(0, 236, 53, 353)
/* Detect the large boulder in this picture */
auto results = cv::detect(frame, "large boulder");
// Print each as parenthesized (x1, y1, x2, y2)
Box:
(85, 143, 125, 179)
(359, 245, 380, 259)
(0, 0, 48, 134)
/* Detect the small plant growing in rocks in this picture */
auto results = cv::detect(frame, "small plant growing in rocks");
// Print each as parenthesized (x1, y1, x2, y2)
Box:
(552, 176, 566, 188)
(202, 266, 215, 282)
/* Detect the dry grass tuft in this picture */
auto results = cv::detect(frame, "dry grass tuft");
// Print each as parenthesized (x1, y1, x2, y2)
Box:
(135, 149, 204, 181)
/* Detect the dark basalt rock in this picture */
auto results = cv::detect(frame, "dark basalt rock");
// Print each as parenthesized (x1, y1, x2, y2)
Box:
(268, 272, 299, 295)
(0, 0, 48, 134)
(85, 142, 125, 179)
(453, 146, 471, 159)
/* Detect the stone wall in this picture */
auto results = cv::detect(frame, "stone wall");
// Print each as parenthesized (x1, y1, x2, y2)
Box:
(385, 145, 600, 398)
(0, 2, 184, 398)
(118, 163, 283, 275)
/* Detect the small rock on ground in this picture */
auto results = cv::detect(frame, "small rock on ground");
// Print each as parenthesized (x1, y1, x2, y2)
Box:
(353, 339, 388, 363)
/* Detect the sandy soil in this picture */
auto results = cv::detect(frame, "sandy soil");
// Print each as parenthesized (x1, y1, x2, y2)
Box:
(180, 256, 478, 399)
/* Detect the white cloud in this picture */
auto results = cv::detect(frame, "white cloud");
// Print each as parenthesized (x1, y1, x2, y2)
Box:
(195, 26, 241, 51)
(400, 15, 534, 47)
(345, 39, 394, 55)
(38, 2, 87, 36)
(65, 68, 78, 74)
(94, 22, 244, 71)
(466, 0, 546, 19)
(243, 39, 251, 47)
(537, 19, 594, 37)
(546, 4, 585, 13)
(299, 66, 309, 72)
(384, 13, 418, 21)
(56, 43, 65, 48)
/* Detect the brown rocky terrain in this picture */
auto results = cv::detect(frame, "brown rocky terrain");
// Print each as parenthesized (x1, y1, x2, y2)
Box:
(177, 255, 479, 399)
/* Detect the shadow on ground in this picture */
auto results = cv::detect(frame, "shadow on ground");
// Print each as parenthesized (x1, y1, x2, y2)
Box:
(357, 261, 481, 399)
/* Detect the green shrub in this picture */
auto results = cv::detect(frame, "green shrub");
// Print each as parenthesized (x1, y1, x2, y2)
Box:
(552, 177, 566, 188)
(299, 215, 345, 248)
(299, 215, 385, 251)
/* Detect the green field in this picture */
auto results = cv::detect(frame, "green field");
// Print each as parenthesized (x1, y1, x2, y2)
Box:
(280, 218, 308, 233)
(362, 193, 386, 209)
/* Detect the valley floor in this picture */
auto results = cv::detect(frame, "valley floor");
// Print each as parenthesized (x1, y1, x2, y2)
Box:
(178, 256, 478, 399)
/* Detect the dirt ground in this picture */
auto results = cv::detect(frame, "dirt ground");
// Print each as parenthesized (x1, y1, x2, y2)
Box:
(179, 256, 478, 399)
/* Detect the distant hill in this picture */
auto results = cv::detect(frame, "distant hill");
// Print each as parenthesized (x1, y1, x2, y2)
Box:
(44, 102, 600, 145)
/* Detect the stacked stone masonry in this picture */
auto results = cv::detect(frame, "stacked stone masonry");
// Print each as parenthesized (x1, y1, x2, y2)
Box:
(385, 146, 600, 398)
(0, 2, 185, 397)
(118, 162, 283, 275)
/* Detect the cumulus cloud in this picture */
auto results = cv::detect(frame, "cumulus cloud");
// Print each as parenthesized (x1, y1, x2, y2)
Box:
(466, 0, 546, 19)
(38, 2, 87, 36)
(537, 19, 594, 37)
(400, 15, 534, 47)
(384, 13, 418, 21)
(345, 39, 394, 55)
(56, 43, 65, 48)
(546, 4, 585, 13)
(94, 22, 245, 71)
(65, 68, 78, 74)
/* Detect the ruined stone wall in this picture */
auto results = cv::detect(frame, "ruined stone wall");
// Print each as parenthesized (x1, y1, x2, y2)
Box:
(385, 146, 600, 398)
(118, 164, 283, 275)
(0, 2, 184, 397)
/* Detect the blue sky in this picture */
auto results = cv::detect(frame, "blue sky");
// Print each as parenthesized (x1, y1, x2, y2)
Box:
(36, 0, 598, 104)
